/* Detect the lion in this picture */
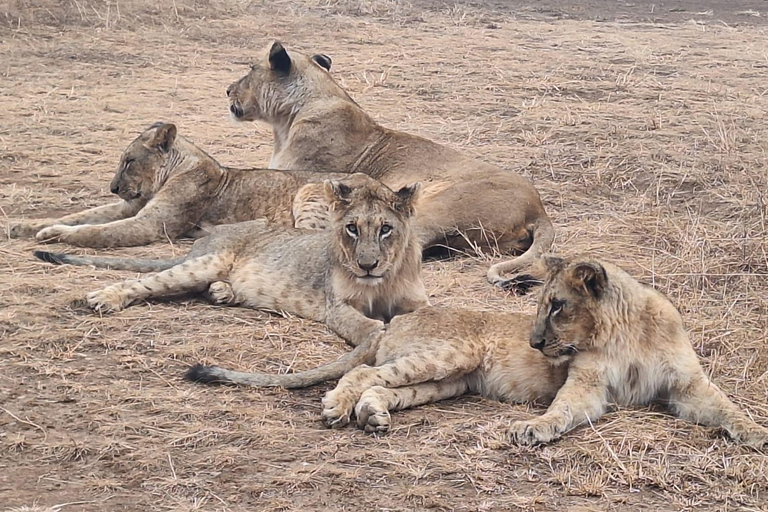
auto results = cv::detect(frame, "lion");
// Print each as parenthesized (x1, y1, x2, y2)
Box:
(226, 41, 555, 287)
(34, 179, 428, 347)
(9, 122, 368, 248)
(185, 254, 768, 448)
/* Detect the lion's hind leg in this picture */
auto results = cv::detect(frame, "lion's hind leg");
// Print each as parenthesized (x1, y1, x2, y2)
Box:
(87, 254, 230, 313)
(321, 346, 482, 429)
(355, 379, 470, 433)
(669, 373, 768, 448)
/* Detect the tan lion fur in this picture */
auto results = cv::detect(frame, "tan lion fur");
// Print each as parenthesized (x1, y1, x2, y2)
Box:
(186, 255, 768, 448)
(10, 122, 369, 248)
(34, 179, 428, 347)
(226, 41, 555, 288)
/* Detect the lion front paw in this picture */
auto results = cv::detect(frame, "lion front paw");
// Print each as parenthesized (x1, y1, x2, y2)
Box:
(355, 388, 392, 434)
(86, 288, 127, 314)
(732, 423, 768, 449)
(207, 281, 236, 305)
(10, 223, 38, 239)
(508, 418, 560, 446)
(36, 225, 76, 243)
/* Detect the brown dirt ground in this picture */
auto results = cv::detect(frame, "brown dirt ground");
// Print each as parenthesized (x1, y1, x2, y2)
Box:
(1, 1, 768, 511)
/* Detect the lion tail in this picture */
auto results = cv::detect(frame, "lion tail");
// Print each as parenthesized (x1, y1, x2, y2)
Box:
(185, 328, 383, 389)
(34, 250, 183, 273)
(486, 216, 554, 290)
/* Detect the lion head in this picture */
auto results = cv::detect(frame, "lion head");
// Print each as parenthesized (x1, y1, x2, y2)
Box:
(529, 255, 610, 362)
(109, 122, 178, 202)
(226, 41, 345, 123)
(324, 178, 421, 287)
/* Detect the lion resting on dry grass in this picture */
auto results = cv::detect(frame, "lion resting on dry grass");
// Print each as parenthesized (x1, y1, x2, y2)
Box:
(10, 122, 361, 247)
(226, 41, 554, 287)
(35, 179, 428, 347)
(187, 255, 768, 447)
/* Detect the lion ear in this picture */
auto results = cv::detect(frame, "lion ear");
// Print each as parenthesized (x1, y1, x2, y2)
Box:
(148, 123, 177, 153)
(568, 261, 608, 299)
(393, 182, 421, 216)
(311, 53, 332, 71)
(541, 254, 566, 275)
(324, 180, 353, 206)
(268, 41, 291, 74)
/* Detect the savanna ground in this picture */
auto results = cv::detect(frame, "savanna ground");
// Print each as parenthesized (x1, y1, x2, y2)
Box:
(1, 0, 768, 510)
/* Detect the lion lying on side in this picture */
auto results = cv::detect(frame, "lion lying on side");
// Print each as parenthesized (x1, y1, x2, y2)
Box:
(186, 255, 768, 447)
(10, 122, 359, 248)
(226, 42, 555, 287)
(34, 179, 428, 347)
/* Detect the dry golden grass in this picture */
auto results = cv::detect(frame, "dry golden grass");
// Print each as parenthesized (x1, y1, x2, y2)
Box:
(1, 0, 767, 510)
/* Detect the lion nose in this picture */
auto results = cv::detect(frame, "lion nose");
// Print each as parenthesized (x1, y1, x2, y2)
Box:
(110, 184, 120, 194)
(358, 259, 379, 272)
(530, 337, 545, 351)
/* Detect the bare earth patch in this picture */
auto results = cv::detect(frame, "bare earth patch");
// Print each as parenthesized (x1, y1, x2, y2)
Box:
(1, 1, 767, 510)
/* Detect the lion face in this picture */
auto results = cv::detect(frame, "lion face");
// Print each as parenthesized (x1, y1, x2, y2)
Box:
(529, 256, 608, 361)
(226, 41, 335, 123)
(325, 179, 420, 287)
(110, 123, 177, 202)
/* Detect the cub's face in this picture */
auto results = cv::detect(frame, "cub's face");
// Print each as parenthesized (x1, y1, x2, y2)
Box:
(529, 256, 608, 361)
(226, 41, 333, 123)
(325, 179, 420, 286)
(110, 123, 176, 202)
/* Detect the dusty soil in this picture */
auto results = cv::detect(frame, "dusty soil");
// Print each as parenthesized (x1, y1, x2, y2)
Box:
(1, 0, 767, 511)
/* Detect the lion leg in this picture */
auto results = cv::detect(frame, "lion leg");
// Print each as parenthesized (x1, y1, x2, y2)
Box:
(86, 254, 229, 313)
(669, 373, 768, 448)
(321, 348, 482, 429)
(205, 281, 237, 305)
(11, 201, 141, 239)
(508, 370, 607, 445)
(354, 378, 470, 433)
(325, 301, 385, 347)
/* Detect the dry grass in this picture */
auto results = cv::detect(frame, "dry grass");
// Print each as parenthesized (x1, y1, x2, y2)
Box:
(1, 0, 767, 510)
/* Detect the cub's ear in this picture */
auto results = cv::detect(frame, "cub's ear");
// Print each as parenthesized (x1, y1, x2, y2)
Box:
(148, 123, 177, 153)
(268, 41, 291, 74)
(324, 180, 353, 206)
(311, 53, 332, 71)
(541, 254, 566, 275)
(568, 261, 608, 299)
(393, 182, 421, 216)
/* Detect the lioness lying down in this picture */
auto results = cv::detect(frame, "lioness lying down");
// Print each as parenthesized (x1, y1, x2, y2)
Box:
(227, 42, 555, 287)
(10, 122, 359, 248)
(187, 255, 768, 447)
(35, 179, 428, 347)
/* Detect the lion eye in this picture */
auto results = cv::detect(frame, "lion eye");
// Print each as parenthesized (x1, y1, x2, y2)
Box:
(346, 224, 358, 237)
(550, 299, 565, 316)
(380, 225, 392, 236)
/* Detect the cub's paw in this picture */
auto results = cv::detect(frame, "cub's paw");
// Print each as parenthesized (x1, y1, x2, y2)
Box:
(207, 281, 236, 305)
(10, 222, 46, 239)
(732, 424, 768, 449)
(321, 390, 355, 429)
(355, 388, 392, 434)
(508, 418, 560, 446)
(86, 288, 127, 314)
(36, 225, 76, 242)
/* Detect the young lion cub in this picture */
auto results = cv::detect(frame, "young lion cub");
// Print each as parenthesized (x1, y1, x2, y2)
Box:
(10, 122, 358, 247)
(187, 255, 768, 447)
(35, 179, 428, 347)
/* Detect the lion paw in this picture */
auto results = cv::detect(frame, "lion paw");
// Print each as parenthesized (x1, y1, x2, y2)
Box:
(36, 224, 76, 242)
(86, 288, 127, 314)
(732, 424, 768, 448)
(10, 222, 46, 239)
(493, 274, 543, 296)
(508, 418, 560, 446)
(355, 390, 392, 434)
(321, 390, 355, 429)
(208, 281, 236, 305)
